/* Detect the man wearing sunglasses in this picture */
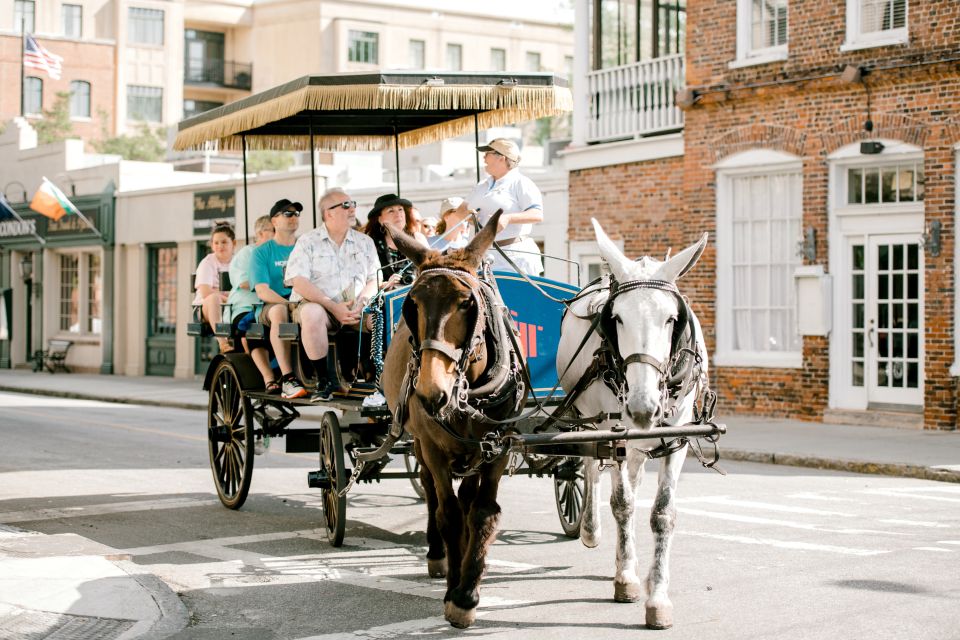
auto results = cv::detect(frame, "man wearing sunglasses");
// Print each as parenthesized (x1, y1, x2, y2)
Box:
(248, 198, 307, 399)
(285, 188, 380, 402)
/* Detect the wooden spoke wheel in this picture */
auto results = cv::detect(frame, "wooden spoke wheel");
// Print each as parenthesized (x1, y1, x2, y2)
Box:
(208, 360, 255, 509)
(553, 457, 584, 538)
(320, 411, 347, 547)
(403, 447, 426, 500)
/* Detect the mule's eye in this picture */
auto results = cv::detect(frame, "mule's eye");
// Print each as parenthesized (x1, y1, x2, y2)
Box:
(666, 316, 677, 327)
(458, 299, 473, 310)
(614, 315, 623, 325)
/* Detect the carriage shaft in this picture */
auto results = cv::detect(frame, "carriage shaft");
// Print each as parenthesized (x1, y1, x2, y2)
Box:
(506, 423, 725, 447)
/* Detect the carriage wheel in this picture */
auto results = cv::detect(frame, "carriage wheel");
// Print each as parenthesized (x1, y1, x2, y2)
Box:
(208, 360, 255, 509)
(403, 450, 426, 500)
(319, 411, 347, 547)
(553, 458, 585, 538)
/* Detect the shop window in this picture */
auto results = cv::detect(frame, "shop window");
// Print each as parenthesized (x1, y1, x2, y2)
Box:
(58, 251, 102, 335)
(129, 7, 164, 45)
(716, 151, 803, 367)
(70, 80, 90, 118)
(348, 30, 378, 64)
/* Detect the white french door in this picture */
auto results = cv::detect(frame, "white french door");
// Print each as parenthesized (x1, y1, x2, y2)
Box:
(849, 235, 923, 406)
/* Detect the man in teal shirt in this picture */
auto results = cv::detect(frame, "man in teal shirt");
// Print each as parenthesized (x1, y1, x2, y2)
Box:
(250, 199, 304, 399)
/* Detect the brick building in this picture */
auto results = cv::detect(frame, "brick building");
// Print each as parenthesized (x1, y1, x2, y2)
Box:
(564, 0, 959, 430)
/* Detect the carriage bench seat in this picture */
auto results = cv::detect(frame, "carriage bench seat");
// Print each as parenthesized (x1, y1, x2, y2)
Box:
(33, 339, 73, 373)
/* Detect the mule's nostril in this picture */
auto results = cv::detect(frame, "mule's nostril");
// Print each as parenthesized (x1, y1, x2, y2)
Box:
(434, 391, 448, 412)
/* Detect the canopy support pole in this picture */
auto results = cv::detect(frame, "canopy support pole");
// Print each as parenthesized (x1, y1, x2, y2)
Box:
(474, 113, 481, 183)
(309, 117, 317, 229)
(241, 135, 250, 245)
(393, 124, 401, 196)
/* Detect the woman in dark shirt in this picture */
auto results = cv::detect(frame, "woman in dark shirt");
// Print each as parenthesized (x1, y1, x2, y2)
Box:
(363, 193, 428, 288)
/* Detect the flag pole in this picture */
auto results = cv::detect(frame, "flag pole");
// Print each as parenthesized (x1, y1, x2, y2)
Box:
(39, 177, 104, 240)
(20, 17, 25, 117)
(0, 193, 45, 246)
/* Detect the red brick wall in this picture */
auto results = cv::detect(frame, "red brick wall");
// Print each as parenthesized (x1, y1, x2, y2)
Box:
(572, 0, 960, 429)
(0, 35, 115, 141)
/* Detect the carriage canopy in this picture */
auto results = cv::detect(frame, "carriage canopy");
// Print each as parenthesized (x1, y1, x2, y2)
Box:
(173, 71, 572, 153)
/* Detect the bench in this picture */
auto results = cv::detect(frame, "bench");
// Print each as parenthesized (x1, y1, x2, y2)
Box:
(33, 339, 73, 373)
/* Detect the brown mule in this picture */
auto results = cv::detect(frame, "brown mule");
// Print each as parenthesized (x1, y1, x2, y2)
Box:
(382, 210, 523, 629)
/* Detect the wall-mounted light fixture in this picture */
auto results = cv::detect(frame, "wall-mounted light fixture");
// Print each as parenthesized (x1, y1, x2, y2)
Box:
(798, 227, 817, 262)
(921, 220, 941, 257)
(676, 88, 699, 109)
(3, 181, 28, 202)
(18, 255, 33, 281)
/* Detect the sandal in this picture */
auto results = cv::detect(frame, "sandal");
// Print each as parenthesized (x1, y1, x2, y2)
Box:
(265, 380, 281, 395)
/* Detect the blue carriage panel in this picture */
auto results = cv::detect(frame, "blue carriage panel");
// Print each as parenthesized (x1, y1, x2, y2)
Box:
(384, 271, 579, 398)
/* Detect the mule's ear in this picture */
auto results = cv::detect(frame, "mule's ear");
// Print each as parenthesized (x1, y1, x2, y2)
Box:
(591, 218, 632, 280)
(655, 232, 708, 282)
(461, 209, 503, 268)
(385, 222, 436, 267)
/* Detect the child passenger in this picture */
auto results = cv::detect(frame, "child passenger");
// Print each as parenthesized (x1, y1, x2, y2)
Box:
(193, 222, 236, 352)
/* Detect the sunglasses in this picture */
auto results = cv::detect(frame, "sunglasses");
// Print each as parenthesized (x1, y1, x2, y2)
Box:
(484, 150, 504, 158)
(276, 210, 300, 218)
(326, 200, 357, 211)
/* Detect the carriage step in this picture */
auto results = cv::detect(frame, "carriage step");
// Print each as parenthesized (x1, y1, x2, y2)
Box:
(245, 323, 267, 340)
(187, 322, 211, 337)
(278, 323, 300, 340)
(308, 468, 352, 489)
(214, 322, 234, 337)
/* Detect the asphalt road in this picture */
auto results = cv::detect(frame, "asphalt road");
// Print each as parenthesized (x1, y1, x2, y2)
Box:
(2, 391, 959, 640)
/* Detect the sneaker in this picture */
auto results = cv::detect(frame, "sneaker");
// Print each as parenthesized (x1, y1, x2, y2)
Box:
(310, 379, 339, 403)
(362, 391, 386, 407)
(281, 376, 307, 399)
(254, 435, 270, 456)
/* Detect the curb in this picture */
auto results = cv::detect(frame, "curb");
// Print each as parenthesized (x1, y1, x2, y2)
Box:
(721, 448, 960, 484)
(115, 560, 191, 640)
(0, 384, 206, 413)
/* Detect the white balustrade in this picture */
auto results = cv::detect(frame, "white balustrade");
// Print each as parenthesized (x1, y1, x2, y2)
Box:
(585, 54, 685, 143)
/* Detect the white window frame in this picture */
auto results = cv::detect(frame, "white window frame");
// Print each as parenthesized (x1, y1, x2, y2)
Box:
(127, 84, 162, 122)
(953, 144, 960, 377)
(446, 43, 463, 71)
(128, 7, 164, 46)
(347, 30, 379, 64)
(491, 48, 506, 72)
(715, 149, 803, 368)
(842, 0, 908, 51)
(827, 141, 925, 409)
(408, 39, 425, 70)
(732, 0, 788, 68)
(70, 80, 90, 119)
(62, 3, 82, 38)
(24, 76, 42, 115)
(55, 249, 102, 338)
(568, 239, 622, 288)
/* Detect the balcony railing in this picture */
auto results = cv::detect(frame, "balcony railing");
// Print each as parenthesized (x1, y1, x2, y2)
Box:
(586, 53, 684, 143)
(184, 60, 253, 91)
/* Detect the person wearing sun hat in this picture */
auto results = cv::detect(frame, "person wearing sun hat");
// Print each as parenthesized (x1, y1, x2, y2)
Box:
(432, 196, 472, 250)
(454, 137, 544, 275)
(363, 193, 428, 288)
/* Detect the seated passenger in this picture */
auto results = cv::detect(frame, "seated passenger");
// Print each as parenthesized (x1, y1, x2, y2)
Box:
(421, 216, 439, 238)
(363, 193, 428, 289)
(432, 196, 472, 250)
(226, 214, 286, 396)
(193, 222, 236, 352)
(285, 189, 381, 402)
(250, 199, 307, 399)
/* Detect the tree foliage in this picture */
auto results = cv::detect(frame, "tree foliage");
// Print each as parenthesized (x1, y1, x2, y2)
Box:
(33, 91, 74, 144)
(90, 109, 166, 161)
(246, 150, 295, 173)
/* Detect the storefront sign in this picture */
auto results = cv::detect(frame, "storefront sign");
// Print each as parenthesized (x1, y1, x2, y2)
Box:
(193, 189, 236, 237)
(47, 211, 99, 236)
(0, 218, 38, 238)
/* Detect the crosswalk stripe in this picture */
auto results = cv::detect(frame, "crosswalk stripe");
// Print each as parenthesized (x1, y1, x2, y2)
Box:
(680, 531, 890, 556)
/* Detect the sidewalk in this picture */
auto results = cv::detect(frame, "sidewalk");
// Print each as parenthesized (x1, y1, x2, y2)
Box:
(1, 368, 959, 638)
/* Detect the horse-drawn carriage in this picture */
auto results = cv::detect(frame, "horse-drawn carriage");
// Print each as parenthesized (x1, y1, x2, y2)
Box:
(174, 70, 725, 630)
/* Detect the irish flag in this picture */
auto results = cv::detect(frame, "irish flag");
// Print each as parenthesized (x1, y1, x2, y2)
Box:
(30, 177, 80, 221)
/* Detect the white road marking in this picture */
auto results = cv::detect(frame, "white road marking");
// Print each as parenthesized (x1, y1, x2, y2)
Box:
(680, 531, 890, 556)
(785, 492, 859, 502)
(879, 519, 951, 528)
(860, 489, 960, 504)
(679, 496, 856, 517)
(936, 540, 960, 545)
(911, 547, 953, 552)
(677, 507, 912, 536)
(295, 617, 454, 640)
(0, 497, 221, 523)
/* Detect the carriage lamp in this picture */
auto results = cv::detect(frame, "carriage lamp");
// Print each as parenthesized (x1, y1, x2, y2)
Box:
(18, 255, 33, 282)
(921, 220, 941, 257)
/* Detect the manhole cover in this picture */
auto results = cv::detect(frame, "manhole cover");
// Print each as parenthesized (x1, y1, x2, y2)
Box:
(0, 609, 135, 640)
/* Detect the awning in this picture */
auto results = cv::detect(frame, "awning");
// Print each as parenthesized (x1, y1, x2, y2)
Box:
(173, 71, 573, 152)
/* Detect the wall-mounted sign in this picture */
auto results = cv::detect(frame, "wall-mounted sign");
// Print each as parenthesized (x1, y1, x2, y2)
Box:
(193, 189, 236, 237)
(47, 210, 99, 235)
(0, 218, 38, 238)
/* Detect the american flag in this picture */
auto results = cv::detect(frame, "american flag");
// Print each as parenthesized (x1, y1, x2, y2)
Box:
(24, 34, 63, 80)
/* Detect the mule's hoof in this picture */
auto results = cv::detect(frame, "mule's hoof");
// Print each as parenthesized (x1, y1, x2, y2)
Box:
(580, 531, 600, 549)
(614, 581, 642, 603)
(444, 600, 477, 629)
(427, 557, 447, 579)
(645, 603, 673, 630)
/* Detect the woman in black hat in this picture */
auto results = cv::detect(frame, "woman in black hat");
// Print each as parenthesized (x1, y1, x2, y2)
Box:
(363, 193, 428, 288)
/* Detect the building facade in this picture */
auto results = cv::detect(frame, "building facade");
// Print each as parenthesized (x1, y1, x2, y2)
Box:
(565, 0, 959, 430)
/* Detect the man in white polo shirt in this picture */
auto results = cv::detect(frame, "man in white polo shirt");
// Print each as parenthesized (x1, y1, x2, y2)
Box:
(455, 137, 544, 275)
